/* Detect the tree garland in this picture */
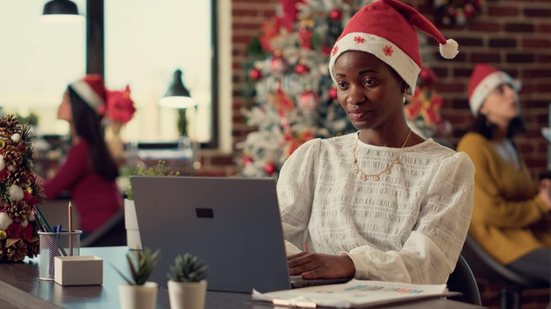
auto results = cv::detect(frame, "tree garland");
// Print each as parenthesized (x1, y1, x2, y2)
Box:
(0, 115, 44, 262)
(432, 0, 481, 27)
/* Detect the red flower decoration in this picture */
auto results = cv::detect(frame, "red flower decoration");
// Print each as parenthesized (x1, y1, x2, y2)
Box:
(22, 224, 33, 242)
(0, 168, 8, 181)
(102, 86, 136, 124)
(23, 191, 37, 206)
(383, 45, 394, 56)
(6, 223, 22, 239)
(354, 36, 365, 44)
(404, 87, 444, 126)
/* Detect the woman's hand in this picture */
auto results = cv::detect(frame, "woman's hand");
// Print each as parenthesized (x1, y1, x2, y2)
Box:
(538, 178, 551, 210)
(287, 252, 355, 279)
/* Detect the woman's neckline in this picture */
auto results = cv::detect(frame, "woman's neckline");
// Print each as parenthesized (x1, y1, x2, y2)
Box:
(354, 131, 432, 150)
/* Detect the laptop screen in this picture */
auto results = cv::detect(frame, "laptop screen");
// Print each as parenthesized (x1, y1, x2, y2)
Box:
(131, 176, 292, 293)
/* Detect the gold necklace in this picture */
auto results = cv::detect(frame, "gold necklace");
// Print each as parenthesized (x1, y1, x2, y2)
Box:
(352, 129, 412, 181)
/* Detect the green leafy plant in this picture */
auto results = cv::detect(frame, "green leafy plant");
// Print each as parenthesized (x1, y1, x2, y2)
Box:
(123, 160, 180, 200)
(167, 253, 207, 283)
(115, 248, 161, 285)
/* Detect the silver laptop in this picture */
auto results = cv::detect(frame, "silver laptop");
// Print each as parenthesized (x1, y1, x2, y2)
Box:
(131, 176, 348, 293)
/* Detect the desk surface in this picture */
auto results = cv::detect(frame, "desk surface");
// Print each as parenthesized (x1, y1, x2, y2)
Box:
(0, 247, 480, 309)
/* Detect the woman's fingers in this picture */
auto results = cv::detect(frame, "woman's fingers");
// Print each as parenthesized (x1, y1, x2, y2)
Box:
(287, 253, 355, 279)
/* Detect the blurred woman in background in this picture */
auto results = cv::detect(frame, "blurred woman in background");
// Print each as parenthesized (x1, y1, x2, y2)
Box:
(458, 64, 551, 284)
(43, 75, 122, 238)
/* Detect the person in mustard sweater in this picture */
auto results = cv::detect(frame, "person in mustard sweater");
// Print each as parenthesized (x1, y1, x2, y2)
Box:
(457, 64, 551, 284)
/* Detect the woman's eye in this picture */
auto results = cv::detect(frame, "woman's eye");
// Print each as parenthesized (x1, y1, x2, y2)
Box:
(363, 78, 378, 87)
(336, 81, 348, 90)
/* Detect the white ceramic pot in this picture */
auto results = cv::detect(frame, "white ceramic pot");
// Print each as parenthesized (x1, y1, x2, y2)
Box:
(168, 280, 207, 309)
(124, 199, 142, 250)
(119, 282, 158, 309)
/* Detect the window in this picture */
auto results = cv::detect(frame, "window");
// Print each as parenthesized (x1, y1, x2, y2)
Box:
(0, 0, 86, 134)
(105, 0, 216, 145)
(0, 0, 222, 148)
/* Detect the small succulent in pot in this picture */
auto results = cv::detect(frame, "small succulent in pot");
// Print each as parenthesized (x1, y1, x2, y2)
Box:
(116, 247, 161, 285)
(167, 253, 207, 283)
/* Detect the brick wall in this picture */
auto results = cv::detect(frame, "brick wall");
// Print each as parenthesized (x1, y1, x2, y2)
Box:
(199, 0, 550, 178)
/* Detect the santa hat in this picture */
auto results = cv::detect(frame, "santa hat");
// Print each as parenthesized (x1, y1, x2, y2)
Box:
(467, 64, 521, 115)
(328, 0, 458, 95)
(68, 75, 107, 114)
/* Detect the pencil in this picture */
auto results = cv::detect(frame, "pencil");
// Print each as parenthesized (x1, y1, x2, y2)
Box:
(68, 201, 73, 256)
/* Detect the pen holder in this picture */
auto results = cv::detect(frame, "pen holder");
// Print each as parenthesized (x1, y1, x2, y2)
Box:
(38, 230, 82, 281)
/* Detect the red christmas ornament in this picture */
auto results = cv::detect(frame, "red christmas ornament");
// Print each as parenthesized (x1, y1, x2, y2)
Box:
(329, 9, 343, 21)
(242, 155, 253, 165)
(328, 87, 338, 100)
(295, 63, 310, 75)
(298, 90, 319, 113)
(248, 68, 262, 81)
(298, 27, 313, 49)
(264, 162, 277, 176)
(270, 56, 287, 74)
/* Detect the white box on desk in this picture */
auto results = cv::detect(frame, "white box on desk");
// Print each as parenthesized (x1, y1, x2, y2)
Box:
(54, 256, 103, 286)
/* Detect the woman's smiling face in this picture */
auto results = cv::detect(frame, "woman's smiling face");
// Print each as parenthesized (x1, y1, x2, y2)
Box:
(334, 51, 404, 131)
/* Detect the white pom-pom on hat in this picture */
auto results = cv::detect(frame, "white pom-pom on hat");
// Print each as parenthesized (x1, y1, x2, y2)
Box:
(439, 39, 459, 59)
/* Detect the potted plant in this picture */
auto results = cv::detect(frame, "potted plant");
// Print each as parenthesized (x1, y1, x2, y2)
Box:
(116, 248, 161, 309)
(167, 253, 208, 309)
(122, 161, 179, 250)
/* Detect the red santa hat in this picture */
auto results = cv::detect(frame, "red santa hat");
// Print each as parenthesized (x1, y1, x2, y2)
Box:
(467, 64, 521, 115)
(328, 0, 458, 95)
(68, 75, 107, 114)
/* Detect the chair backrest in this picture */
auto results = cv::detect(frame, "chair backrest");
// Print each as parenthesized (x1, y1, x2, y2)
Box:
(81, 209, 126, 247)
(462, 234, 547, 289)
(447, 254, 482, 306)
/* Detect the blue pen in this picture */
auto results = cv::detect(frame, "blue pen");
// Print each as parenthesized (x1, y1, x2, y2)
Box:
(52, 225, 68, 256)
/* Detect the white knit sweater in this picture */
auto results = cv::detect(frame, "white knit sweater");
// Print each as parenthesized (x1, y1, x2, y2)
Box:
(277, 132, 474, 284)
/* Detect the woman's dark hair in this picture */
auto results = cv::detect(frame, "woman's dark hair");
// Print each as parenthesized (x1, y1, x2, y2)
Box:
(470, 113, 525, 139)
(67, 87, 119, 181)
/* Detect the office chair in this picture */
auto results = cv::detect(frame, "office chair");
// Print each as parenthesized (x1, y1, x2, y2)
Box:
(81, 209, 126, 247)
(462, 234, 548, 309)
(447, 254, 482, 306)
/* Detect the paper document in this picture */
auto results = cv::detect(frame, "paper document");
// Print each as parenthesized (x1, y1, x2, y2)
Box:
(252, 279, 452, 308)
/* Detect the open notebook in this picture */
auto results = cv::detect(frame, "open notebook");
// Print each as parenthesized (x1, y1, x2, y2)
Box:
(131, 176, 348, 293)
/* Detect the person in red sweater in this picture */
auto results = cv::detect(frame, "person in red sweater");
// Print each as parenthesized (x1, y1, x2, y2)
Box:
(44, 75, 122, 237)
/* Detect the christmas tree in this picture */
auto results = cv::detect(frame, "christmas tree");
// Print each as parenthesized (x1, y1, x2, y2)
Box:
(0, 115, 43, 262)
(238, 0, 374, 178)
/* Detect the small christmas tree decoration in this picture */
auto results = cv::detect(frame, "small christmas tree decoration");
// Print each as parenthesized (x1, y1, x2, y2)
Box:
(0, 115, 44, 262)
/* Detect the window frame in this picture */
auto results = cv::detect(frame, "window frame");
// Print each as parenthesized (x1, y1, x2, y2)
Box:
(86, 0, 219, 149)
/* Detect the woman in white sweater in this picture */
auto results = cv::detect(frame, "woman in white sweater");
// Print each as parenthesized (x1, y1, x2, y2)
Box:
(278, 0, 474, 284)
